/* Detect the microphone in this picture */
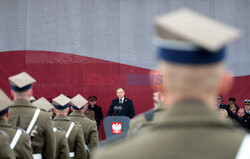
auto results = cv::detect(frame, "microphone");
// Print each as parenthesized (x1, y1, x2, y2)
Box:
(118, 106, 122, 115)
(114, 106, 119, 116)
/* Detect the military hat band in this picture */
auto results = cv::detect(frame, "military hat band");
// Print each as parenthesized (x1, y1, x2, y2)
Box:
(157, 46, 226, 65)
(154, 36, 226, 64)
(11, 84, 33, 92)
(72, 105, 84, 110)
(53, 103, 70, 110)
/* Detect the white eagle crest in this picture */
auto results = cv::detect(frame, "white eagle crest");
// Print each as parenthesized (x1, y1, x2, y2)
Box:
(112, 123, 122, 134)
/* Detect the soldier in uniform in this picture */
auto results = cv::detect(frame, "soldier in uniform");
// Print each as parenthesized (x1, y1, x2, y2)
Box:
(52, 94, 88, 159)
(127, 91, 165, 136)
(69, 94, 99, 155)
(0, 130, 15, 159)
(88, 96, 103, 128)
(7, 72, 56, 159)
(33, 97, 70, 159)
(93, 8, 249, 159)
(0, 89, 33, 159)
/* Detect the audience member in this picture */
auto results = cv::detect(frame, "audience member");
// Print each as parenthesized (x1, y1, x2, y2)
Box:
(217, 95, 228, 111)
(219, 109, 232, 125)
(236, 108, 248, 129)
(228, 103, 238, 119)
(244, 99, 250, 116)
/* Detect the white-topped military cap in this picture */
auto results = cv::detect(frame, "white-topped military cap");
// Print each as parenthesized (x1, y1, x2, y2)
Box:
(71, 94, 88, 109)
(155, 8, 241, 52)
(52, 94, 71, 109)
(32, 97, 53, 111)
(0, 89, 11, 115)
(154, 8, 241, 65)
(8, 72, 36, 92)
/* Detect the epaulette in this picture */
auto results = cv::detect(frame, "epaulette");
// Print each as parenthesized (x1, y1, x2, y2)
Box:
(143, 109, 154, 122)
(88, 117, 95, 121)
(74, 121, 80, 124)
(56, 127, 65, 132)
(11, 125, 27, 134)
(85, 115, 94, 120)
(17, 127, 27, 134)
(0, 130, 7, 136)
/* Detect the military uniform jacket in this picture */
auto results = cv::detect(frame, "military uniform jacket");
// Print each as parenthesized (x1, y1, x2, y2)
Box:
(0, 131, 15, 159)
(53, 115, 88, 159)
(54, 127, 70, 159)
(8, 99, 56, 159)
(93, 101, 247, 159)
(69, 111, 99, 153)
(0, 118, 33, 159)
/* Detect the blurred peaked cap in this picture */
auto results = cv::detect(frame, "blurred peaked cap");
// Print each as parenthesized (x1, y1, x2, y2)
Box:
(32, 97, 53, 111)
(71, 94, 88, 109)
(52, 94, 71, 106)
(154, 8, 241, 52)
(0, 89, 11, 112)
(88, 96, 97, 101)
(8, 72, 36, 88)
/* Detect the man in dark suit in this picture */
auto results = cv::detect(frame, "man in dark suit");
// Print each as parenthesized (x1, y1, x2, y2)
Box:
(107, 88, 135, 119)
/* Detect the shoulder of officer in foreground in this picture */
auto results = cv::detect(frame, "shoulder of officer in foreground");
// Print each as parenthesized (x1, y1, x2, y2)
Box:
(129, 113, 148, 129)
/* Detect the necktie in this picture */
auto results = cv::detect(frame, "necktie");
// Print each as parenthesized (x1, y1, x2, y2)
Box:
(119, 99, 122, 104)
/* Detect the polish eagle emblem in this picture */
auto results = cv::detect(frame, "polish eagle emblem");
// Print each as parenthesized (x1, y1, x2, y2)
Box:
(112, 122, 122, 134)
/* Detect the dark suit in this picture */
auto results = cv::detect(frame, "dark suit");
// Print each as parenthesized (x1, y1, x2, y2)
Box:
(107, 97, 135, 119)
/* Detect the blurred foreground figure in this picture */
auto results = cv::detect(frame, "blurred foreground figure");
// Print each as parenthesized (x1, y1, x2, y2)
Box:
(93, 8, 249, 159)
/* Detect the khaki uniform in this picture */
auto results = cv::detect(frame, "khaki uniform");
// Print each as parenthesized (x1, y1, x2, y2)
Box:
(0, 118, 33, 159)
(53, 115, 88, 159)
(127, 102, 165, 136)
(69, 111, 99, 153)
(84, 109, 95, 120)
(54, 127, 70, 159)
(93, 102, 247, 159)
(8, 99, 56, 159)
(0, 130, 15, 159)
